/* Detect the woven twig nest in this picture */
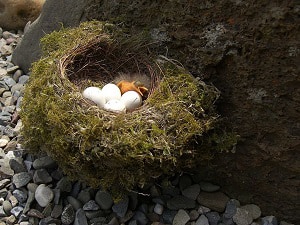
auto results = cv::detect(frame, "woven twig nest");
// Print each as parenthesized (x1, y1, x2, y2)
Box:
(21, 22, 235, 193)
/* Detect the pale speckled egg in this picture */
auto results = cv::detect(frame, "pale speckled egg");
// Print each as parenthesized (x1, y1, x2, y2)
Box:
(101, 83, 122, 102)
(120, 91, 142, 111)
(104, 99, 126, 113)
(82, 87, 106, 108)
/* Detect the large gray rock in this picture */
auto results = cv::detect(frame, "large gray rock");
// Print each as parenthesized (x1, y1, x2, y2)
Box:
(12, 0, 87, 73)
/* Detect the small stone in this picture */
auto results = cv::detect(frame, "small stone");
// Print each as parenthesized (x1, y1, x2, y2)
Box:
(42, 203, 53, 217)
(119, 210, 134, 223)
(173, 209, 190, 225)
(224, 199, 240, 219)
(74, 208, 88, 225)
(112, 196, 129, 217)
(197, 192, 229, 212)
(51, 204, 63, 218)
(20, 222, 32, 225)
(233, 208, 253, 225)
(108, 217, 119, 225)
(77, 189, 91, 204)
(0, 179, 10, 189)
(163, 209, 178, 224)
(23, 190, 35, 214)
(3, 215, 16, 224)
(182, 184, 200, 200)
(167, 195, 196, 210)
(179, 174, 193, 191)
(67, 195, 83, 211)
(196, 215, 209, 225)
(18, 75, 29, 84)
(33, 169, 53, 184)
(56, 177, 72, 193)
(206, 212, 221, 225)
(133, 211, 148, 225)
(70, 181, 81, 198)
(13, 189, 28, 203)
(0, 188, 8, 199)
(32, 156, 57, 170)
(0, 206, 7, 217)
(13, 70, 23, 82)
(9, 157, 27, 173)
(8, 195, 18, 207)
(83, 200, 100, 211)
(147, 212, 160, 222)
(85, 210, 105, 220)
(3, 200, 12, 215)
(153, 203, 164, 215)
(0, 138, 9, 147)
(189, 210, 200, 221)
(12, 172, 31, 188)
(61, 204, 75, 225)
(199, 182, 220, 192)
(241, 204, 261, 220)
(261, 216, 278, 225)
(10, 206, 23, 217)
(95, 190, 114, 210)
(27, 208, 44, 219)
(3, 77, 16, 88)
(35, 184, 54, 207)
(39, 216, 61, 225)
(6, 66, 19, 74)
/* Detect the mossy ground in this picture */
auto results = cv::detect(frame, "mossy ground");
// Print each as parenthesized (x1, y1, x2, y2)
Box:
(21, 21, 237, 194)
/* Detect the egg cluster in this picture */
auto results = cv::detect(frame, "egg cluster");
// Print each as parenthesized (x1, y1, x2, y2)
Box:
(83, 83, 143, 113)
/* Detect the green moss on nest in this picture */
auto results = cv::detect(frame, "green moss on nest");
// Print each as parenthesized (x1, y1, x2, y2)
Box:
(21, 21, 237, 194)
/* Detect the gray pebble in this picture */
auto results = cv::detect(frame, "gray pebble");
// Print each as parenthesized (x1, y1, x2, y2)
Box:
(23, 189, 35, 214)
(56, 177, 72, 193)
(108, 217, 119, 225)
(33, 169, 53, 184)
(27, 208, 44, 219)
(77, 189, 91, 204)
(83, 200, 100, 211)
(51, 204, 63, 218)
(233, 208, 253, 225)
(241, 204, 261, 220)
(70, 181, 81, 198)
(261, 216, 278, 225)
(112, 196, 129, 217)
(12, 70, 23, 82)
(224, 199, 240, 219)
(189, 209, 200, 221)
(2, 200, 12, 215)
(32, 156, 57, 170)
(12, 172, 31, 188)
(154, 203, 164, 215)
(206, 212, 221, 225)
(199, 182, 220, 192)
(74, 208, 88, 225)
(13, 189, 28, 203)
(197, 192, 229, 212)
(85, 210, 105, 220)
(9, 157, 27, 173)
(95, 190, 114, 210)
(35, 184, 54, 207)
(162, 209, 177, 224)
(10, 206, 23, 217)
(67, 195, 83, 211)
(38, 216, 61, 225)
(3, 77, 16, 88)
(182, 184, 200, 200)
(0, 205, 7, 217)
(0, 178, 10, 189)
(20, 222, 32, 225)
(18, 75, 29, 84)
(61, 204, 75, 225)
(173, 209, 190, 225)
(196, 215, 209, 225)
(162, 186, 181, 197)
(167, 195, 196, 210)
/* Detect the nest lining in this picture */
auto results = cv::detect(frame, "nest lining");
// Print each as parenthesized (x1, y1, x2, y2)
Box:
(20, 21, 234, 194)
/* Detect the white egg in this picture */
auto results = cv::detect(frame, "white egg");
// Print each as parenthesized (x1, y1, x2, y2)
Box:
(120, 91, 142, 111)
(101, 83, 122, 102)
(104, 99, 126, 113)
(82, 87, 106, 108)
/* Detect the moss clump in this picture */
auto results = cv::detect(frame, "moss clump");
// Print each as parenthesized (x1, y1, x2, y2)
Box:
(21, 21, 237, 194)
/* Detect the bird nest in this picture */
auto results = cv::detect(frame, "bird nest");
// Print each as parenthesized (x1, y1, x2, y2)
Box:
(21, 21, 237, 194)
